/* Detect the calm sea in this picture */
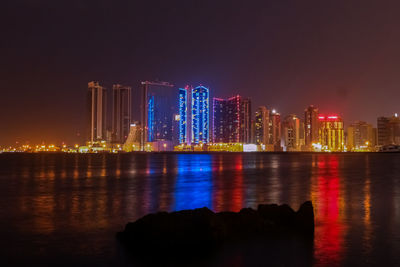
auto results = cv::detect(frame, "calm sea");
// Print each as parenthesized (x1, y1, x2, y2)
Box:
(1, 153, 400, 266)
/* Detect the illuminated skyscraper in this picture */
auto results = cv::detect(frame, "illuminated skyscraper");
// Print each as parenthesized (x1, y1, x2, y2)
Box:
(112, 84, 131, 144)
(87, 81, 107, 143)
(304, 105, 319, 149)
(377, 114, 400, 146)
(347, 121, 375, 151)
(179, 86, 190, 144)
(269, 110, 282, 151)
(192, 86, 210, 144)
(282, 114, 300, 151)
(254, 106, 269, 145)
(213, 98, 226, 143)
(377, 116, 390, 146)
(212, 95, 251, 143)
(241, 98, 252, 143)
(299, 120, 306, 148)
(179, 85, 210, 144)
(318, 115, 344, 151)
(141, 81, 178, 149)
(387, 114, 400, 145)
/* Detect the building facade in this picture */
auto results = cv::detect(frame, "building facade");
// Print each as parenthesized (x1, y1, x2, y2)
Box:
(179, 86, 190, 144)
(254, 106, 269, 145)
(318, 115, 344, 151)
(87, 81, 107, 143)
(213, 98, 226, 143)
(378, 114, 400, 146)
(347, 121, 376, 151)
(141, 81, 178, 150)
(282, 114, 301, 151)
(240, 98, 252, 143)
(377, 116, 390, 146)
(304, 105, 319, 150)
(212, 95, 251, 143)
(268, 110, 282, 151)
(387, 115, 400, 145)
(192, 86, 210, 144)
(179, 85, 210, 145)
(112, 84, 131, 144)
(123, 123, 141, 151)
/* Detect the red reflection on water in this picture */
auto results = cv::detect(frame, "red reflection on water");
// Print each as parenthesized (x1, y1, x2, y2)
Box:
(212, 155, 244, 212)
(312, 155, 345, 266)
(231, 155, 243, 212)
(213, 156, 224, 212)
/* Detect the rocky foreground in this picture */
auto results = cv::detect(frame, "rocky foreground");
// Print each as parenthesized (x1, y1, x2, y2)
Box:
(117, 201, 314, 263)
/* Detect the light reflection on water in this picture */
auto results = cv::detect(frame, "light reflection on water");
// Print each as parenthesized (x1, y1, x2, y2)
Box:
(1, 153, 400, 266)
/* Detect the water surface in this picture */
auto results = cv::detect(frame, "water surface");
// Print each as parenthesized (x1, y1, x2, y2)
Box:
(1, 153, 399, 266)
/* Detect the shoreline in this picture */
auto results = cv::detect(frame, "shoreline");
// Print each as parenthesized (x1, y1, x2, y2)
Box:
(0, 151, 388, 155)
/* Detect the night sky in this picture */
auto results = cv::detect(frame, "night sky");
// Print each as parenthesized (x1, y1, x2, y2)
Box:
(2, 0, 400, 146)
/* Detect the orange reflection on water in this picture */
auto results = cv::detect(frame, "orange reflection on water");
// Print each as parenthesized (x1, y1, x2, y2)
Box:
(86, 156, 92, 178)
(312, 155, 346, 266)
(31, 195, 56, 234)
(363, 155, 372, 255)
(73, 155, 79, 179)
(218, 154, 224, 172)
(269, 156, 281, 204)
(115, 154, 121, 178)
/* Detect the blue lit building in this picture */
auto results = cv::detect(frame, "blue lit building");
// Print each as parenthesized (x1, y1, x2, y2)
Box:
(141, 81, 179, 150)
(179, 87, 189, 144)
(192, 86, 210, 144)
(178, 85, 210, 145)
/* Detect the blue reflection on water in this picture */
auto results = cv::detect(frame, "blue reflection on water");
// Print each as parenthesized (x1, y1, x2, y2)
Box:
(174, 154, 212, 211)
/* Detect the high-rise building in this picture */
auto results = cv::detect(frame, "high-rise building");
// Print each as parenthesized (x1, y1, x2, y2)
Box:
(212, 95, 251, 143)
(141, 81, 178, 150)
(299, 120, 306, 149)
(250, 119, 256, 144)
(179, 85, 210, 145)
(377, 116, 390, 146)
(388, 114, 400, 145)
(179, 86, 190, 144)
(254, 106, 269, 145)
(87, 81, 107, 143)
(318, 115, 344, 151)
(282, 114, 300, 151)
(123, 123, 141, 152)
(213, 98, 226, 143)
(269, 110, 282, 151)
(378, 114, 400, 146)
(192, 86, 210, 144)
(347, 121, 375, 151)
(304, 105, 319, 149)
(240, 98, 252, 143)
(112, 84, 131, 144)
(254, 107, 282, 151)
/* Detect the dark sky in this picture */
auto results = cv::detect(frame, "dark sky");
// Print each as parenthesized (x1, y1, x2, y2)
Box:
(1, 0, 400, 146)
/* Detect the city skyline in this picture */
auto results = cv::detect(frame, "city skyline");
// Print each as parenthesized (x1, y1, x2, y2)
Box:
(3, 1, 400, 146)
(4, 79, 400, 153)
(2, 78, 400, 148)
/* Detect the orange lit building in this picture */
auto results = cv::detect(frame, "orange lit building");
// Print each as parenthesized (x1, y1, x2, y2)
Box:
(318, 115, 344, 151)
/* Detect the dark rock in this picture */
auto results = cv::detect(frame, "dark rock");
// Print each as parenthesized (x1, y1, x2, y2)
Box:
(295, 201, 315, 235)
(117, 201, 314, 261)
